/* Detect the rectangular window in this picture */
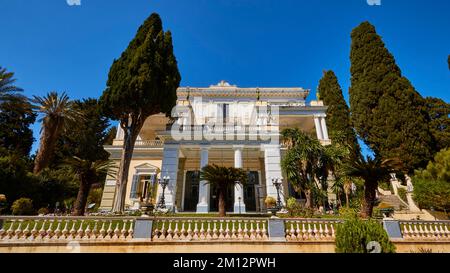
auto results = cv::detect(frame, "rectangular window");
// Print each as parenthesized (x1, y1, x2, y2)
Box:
(217, 103, 229, 124)
(137, 175, 158, 202)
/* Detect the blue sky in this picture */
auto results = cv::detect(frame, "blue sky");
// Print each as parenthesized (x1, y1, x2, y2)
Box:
(1, 0, 449, 155)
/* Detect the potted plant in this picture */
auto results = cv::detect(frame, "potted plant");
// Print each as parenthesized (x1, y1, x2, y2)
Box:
(265, 196, 278, 215)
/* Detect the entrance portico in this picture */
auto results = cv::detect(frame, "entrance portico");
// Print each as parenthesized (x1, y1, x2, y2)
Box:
(157, 142, 286, 213)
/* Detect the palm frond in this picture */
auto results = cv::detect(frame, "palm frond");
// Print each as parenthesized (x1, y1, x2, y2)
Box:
(31, 91, 85, 128)
(0, 67, 23, 100)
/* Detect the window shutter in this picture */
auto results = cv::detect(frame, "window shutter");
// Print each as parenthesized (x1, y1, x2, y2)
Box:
(130, 175, 139, 199)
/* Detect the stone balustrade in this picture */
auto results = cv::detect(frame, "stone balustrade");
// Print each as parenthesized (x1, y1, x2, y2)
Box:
(112, 139, 164, 147)
(1, 216, 450, 245)
(0, 216, 135, 242)
(284, 219, 342, 241)
(400, 220, 450, 240)
(151, 218, 269, 241)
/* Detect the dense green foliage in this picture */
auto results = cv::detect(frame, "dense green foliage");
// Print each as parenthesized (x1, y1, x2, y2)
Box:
(0, 67, 113, 215)
(0, 96, 36, 157)
(100, 12, 181, 212)
(281, 128, 349, 208)
(413, 148, 450, 211)
(424, 97, 450, 151)
(51, 99, 111, 166)
(61, 157, 115, 215)
(100, 13, 180, 122)
(397, 188, 407, 203)
(349, 21, 435, 172)
(318, 70, 360, 157)
(335, 217, 395, 253)
(11, 198, 35, 215)
(49, 99, 113, 215)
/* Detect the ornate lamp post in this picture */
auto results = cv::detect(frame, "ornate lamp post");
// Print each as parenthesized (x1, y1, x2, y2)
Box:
(238, 196, 242, 214)
(271, 177, 283, 210)
(157, 176, 170, 209)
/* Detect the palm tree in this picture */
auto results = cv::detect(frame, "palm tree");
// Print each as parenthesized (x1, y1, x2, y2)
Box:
(0, 67, 23, 101)
(32, 92, 82, 174)
(200, 164, 247, 217)
(343, 177, 354, 208)
(344, 156, 400, 218)
(61, 157, 116, 216)
(281, 128, 328, 208)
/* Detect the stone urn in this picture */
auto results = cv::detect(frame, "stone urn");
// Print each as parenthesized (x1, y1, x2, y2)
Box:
(139, 202, 154, 215)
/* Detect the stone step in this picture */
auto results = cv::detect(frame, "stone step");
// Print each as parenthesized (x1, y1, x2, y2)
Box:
(378, 194, 409, 211)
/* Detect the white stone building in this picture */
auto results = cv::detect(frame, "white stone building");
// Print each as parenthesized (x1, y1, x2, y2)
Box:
(99, 81, 330, 213)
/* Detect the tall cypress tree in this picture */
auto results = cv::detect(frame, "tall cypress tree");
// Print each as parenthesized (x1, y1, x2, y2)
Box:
(424, 97, 450, 151)
(100, 13, 181, 212)
(318, 70, 360, 157)
(349, 21, 435, 172)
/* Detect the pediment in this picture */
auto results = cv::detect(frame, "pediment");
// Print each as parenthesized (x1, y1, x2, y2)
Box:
(134, 163, 160, 172)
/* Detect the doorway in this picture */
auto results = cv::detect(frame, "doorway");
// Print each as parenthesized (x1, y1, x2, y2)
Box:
(183, 171, 200, 212)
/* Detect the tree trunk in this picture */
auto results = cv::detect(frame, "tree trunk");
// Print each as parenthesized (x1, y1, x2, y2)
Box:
(112, 119, 142, 213)
(72, 180, 91, 216)
(218, 190, 226, 217)
(361, 181, 377, 218)
(33, 121, 60, 174)
(345, 192, 350, 208)
(305, 189, 313, 208)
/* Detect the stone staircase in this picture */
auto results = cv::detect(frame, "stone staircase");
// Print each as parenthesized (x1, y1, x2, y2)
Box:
(377, 194, 409, 211)
(377, 186, 435, 220)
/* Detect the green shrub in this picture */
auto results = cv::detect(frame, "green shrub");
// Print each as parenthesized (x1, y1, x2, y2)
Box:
(413, 178, 450, 211)
(412, 148, 450, 211)
(397, 188, 407, 203)
(87, 188, 103, 211)
(0, 194, 6, 214)
(335, 217, 395, 253)
(64, 198, 76, 213)
(11, 198, 35, 215)
(37, 207, 49, 215)
(286, 197, 302, 216)
(338, 207, 359, 219)
(378, 182, 391, 192)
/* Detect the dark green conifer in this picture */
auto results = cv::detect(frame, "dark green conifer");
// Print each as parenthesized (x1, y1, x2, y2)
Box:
(349, 22, 435, 171)
(318, 70, 360, 157)
(100, 13, 181, 212)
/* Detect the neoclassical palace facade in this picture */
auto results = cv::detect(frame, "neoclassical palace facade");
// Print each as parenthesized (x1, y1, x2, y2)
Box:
(99, 81, 330, 213)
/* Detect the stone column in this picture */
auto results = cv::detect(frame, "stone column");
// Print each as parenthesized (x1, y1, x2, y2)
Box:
(320, 116, 329, 140)
(314, 116, 324, 140)
(115, 124, 124, 140)
(233, 145, 246, 213)
(262, 144, 285, 206)
(196, 146, 210, 213)
(158, 144, 180, 211)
